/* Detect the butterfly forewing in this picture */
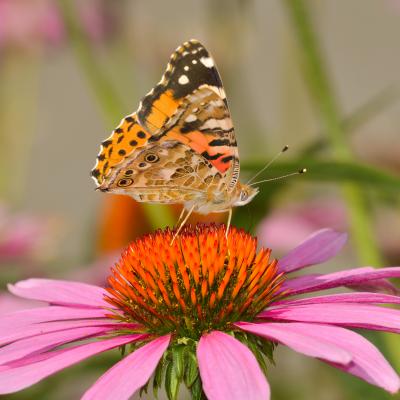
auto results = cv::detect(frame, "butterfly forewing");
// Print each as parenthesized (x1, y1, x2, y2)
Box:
(91, 113, 151, 185)
(137, 39, 240, 190)
(137, 40, 227, 132)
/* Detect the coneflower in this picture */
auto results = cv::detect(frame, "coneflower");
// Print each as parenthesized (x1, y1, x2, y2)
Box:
(0, 225, 399, 399)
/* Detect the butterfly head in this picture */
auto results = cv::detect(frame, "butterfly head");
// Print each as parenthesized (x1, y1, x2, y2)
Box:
(232, 183, 259, 207)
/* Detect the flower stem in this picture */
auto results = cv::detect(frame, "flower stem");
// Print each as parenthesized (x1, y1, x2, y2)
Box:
(282, 0, 382, 266)
(385, 334, 400, 371)
(57, 0, 174, 230)
(0, 53, 40, 204)
(282, 0, 400, 388)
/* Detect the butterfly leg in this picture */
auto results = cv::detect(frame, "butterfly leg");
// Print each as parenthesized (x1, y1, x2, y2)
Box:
(176, 207, 186, 227)
(171, 205, 195, 245)
(226, 208, 233, 239)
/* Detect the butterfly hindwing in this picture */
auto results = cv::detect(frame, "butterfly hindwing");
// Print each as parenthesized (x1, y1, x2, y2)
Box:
(102, 142, 224, 204)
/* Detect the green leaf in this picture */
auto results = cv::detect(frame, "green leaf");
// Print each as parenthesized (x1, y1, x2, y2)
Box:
(165, 359, 180, 400)
(243, 335, 268, 376)
(172, 345, 185, 380)
(260, 339, 276, 364)
(152, 355, 166, 399)
(242, 159, 400, 192)
(183, 349, 199, 388)
(190, 376, 206, 400)
(139, 380, 149, 397)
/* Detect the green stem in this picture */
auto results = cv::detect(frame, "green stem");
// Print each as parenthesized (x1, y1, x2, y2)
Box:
(57, 0, 124, 125)
(57, 0, 174, 230)
(302, 85, 400, 156)
(283, 0, 382, 266)
(0, 53, 40, 204)
(384, 334, 400, 371)
(283, 0, 400, 387)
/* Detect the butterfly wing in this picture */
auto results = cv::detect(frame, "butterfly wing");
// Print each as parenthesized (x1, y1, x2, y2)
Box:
(91, 113, 151, 185)
(137, 39, 240, 191)
(92, 39, 239, 203)
(99, 141, 224, 205)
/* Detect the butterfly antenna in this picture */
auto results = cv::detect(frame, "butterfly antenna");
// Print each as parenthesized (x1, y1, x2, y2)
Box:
(249, 168, 307, 186)
(246, 145, 289, 185)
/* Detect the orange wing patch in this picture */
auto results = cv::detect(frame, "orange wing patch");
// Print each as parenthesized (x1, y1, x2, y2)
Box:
(161, 130, 234, 174)
(143, 90, 180, 132)
(91, 113, 151, 184)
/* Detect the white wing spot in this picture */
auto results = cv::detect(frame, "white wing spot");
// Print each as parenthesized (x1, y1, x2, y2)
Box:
(219, 87, 227, 99)
(200, 56, 214, 68)
(192, 59, 198, 64)
(202, 118, 233, 131)
(185, 114, 197, 123)
(178, 75, 189, 85)
(184, 66, 189, 71)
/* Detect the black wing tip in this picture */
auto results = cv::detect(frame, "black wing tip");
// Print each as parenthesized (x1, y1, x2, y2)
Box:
(91, 168, 101, 179)
(182, 39, 201, 46)
(180, 39, 207, 52)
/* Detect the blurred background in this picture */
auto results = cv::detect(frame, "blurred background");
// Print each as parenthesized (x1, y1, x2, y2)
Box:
(1, 0, 400, 399)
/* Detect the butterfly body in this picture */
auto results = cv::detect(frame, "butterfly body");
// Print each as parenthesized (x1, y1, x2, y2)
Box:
(92, 39, 259, 217)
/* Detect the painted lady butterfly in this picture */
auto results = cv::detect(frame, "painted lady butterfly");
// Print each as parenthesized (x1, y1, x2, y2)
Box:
(92, 39, 259, 234)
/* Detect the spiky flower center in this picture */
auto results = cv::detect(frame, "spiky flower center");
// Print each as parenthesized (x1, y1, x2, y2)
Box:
(105, 224, 283, 339)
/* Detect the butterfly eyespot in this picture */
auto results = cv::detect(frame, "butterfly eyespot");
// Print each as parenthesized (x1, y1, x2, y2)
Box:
(144, 153, 159, 163)
(138, 162, 147, 168)
(117, 178, 133, 187)
(124, 170, 134, 176)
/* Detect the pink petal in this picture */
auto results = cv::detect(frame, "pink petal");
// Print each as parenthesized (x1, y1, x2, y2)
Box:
(236, 322, 351, 364)
(0, 294, 44, 315)
(283, 267, 400, 295)
(0, 306, 108, 332)
(257, 200, 346, 253)
(349, 279, 400, 295)
(238, 322, 399, 393)
(273, 292, 400, 307)
(260, 303, 400, 333)
(82, 335, 170, 400)
(197, 331, 270, 400)
(278, 229, 347, 273)
(0, 334, 145, 394)
(0, 318, 137, 346)
(257, 212, 319, 252)
(327, 335, 400, 393)
(0, 326, 112, 365)
(8, 279, 107, 308)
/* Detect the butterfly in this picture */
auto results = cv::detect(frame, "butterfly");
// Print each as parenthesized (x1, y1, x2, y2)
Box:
(91, 39, 259, 238)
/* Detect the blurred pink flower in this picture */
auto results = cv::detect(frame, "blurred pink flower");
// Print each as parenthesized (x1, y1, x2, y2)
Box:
(70, 251, 120, 287)
(0, 204, 59, 265)
(0, 0, 115, 51)
(0, 225, 399, 399)
(78, 0, 115, 43)
(0, 0, 64, 50)
(257, 199, 347, 253)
